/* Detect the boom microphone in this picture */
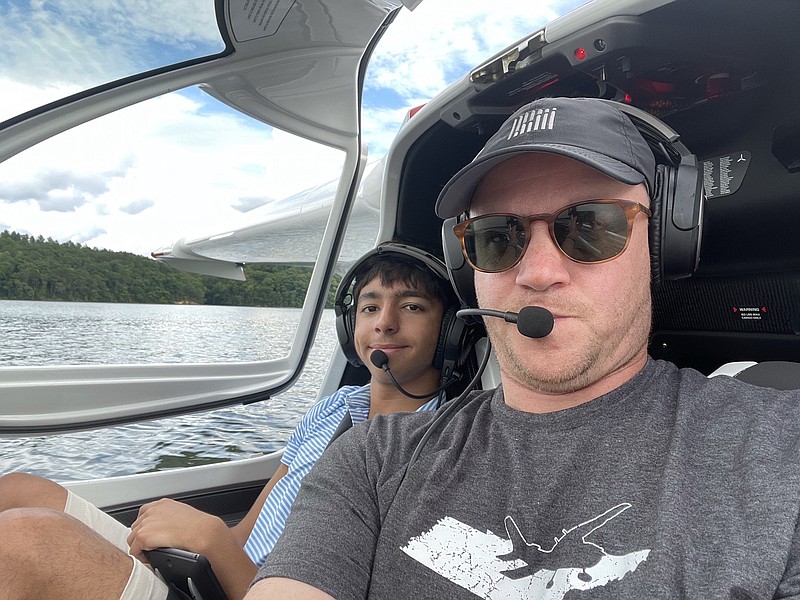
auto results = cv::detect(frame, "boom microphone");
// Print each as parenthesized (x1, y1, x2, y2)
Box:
(456, 306, 554, 339)
(370, 349, 454, 401)
(370, 349, 391, 370)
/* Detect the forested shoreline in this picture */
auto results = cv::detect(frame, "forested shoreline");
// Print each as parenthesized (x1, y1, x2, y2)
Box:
(0, 230, 335, 308)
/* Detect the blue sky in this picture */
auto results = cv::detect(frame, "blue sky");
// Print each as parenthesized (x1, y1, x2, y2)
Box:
(0, 0, 589, 255)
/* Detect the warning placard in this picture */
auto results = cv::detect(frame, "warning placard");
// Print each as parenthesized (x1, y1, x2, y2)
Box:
(703, 151, 751, 198)
(231, 0, 295, 41)
(732, 305, 766, 321)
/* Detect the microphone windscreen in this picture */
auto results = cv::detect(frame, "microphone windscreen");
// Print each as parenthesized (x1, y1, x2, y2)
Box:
(516, 306, 555, 338)
(370, 349, 389, 369)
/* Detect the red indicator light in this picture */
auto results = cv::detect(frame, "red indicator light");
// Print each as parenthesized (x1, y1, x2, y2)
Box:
(574, 47, 587, 61)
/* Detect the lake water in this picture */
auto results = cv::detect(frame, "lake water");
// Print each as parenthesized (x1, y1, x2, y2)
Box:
(0, 300, 340, 482)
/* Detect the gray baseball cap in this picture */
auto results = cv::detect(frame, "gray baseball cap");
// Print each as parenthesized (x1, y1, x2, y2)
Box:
(435, 97, 656, 218)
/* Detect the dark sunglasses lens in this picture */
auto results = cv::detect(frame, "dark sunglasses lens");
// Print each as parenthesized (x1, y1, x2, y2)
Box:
(554, 203, 629, 262)
(463, 216, 525, 272)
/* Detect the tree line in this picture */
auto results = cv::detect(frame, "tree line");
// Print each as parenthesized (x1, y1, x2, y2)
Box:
(0, 230, 337, 308)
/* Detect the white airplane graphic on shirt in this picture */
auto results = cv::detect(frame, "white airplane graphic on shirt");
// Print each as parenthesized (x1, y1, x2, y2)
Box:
(402, 503, 650, 599)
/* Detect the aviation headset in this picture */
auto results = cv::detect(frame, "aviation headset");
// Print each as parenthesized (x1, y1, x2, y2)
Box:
(441, 99, 705, 308)
(334, 242, 477, 383)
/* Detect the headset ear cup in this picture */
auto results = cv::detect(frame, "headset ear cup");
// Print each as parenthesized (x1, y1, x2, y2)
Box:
(649, 164, 666, 289)
(335, 300, 363, 367)
(605, 101, 703, 283)
(653, 159, 704, 282)
(442, 217, 477, 309)
(664, 157, 704, 279)
(345, 305, 360, 365)
(433, 305, 468, 381)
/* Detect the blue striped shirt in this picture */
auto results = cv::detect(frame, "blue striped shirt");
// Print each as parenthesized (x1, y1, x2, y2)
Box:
(242, 384, 442, 566)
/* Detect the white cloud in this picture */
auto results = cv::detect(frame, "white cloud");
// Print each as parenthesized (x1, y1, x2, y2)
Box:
(0, 0, 219, 91)
(120, 199, 155, 215)
(54, 0, 220, 44)
(0, 85, 343, 255)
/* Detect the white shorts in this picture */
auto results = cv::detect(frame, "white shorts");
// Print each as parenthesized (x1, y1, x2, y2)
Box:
(64, 490, 171, 600)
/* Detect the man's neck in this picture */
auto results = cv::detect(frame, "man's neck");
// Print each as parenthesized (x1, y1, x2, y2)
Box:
(501, 351, 648, 414)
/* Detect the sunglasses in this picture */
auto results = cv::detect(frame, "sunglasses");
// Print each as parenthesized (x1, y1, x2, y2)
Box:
(453, 200, 652, 273)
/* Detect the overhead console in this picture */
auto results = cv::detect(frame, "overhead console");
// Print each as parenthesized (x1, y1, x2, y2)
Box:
(448, 2, 770, 129)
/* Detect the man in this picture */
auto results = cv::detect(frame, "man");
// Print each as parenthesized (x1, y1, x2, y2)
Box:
(0, 243, 464, 600)
(246, 97, 800, 599)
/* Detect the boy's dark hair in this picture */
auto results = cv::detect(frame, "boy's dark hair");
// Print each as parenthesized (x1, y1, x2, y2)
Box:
(351, 252, 455, 313)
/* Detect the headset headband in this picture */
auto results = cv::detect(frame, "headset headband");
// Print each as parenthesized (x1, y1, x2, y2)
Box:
(442, 99, 705, 308)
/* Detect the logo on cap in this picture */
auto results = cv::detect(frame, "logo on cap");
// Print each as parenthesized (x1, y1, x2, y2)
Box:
(507, 107, 557, 140)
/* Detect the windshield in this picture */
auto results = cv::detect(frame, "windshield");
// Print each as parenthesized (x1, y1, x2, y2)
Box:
(0, 0, 593, 480)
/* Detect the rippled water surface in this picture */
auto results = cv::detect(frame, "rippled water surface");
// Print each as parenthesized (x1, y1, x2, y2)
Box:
(0, 300, 339, 481)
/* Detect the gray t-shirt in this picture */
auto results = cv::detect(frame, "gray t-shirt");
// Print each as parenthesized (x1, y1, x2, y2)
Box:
(255, 359, 800, 599)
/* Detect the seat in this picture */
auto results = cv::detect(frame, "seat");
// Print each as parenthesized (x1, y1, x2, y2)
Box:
(708, 361, 800, 390)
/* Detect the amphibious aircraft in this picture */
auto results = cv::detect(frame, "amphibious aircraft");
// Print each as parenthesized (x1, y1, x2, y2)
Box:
(2, 0, 800, 597)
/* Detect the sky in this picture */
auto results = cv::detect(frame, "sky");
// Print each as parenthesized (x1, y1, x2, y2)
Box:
(0, 0, 588, 257)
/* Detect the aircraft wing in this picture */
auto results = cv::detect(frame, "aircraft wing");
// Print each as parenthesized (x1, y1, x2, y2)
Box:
(152, 157, 385, 279)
